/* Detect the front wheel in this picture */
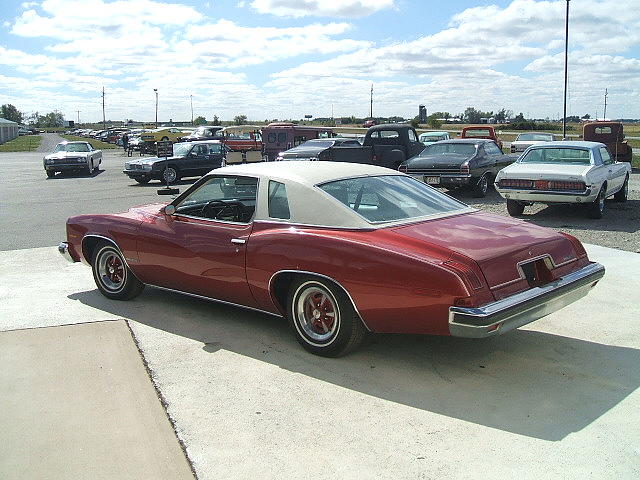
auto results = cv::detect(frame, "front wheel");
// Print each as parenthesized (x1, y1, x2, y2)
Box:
(614, 176, 628, 202)
(162, 166, 180, 184)
(506, 199, 525, 216)
(135, 177, 150, 184)
(46, 170, 55, 178)
(286, 276, 366, 357)
(91, 242, 144, 300)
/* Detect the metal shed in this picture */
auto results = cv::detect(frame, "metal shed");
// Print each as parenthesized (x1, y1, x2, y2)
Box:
(0, 118, 19, 144)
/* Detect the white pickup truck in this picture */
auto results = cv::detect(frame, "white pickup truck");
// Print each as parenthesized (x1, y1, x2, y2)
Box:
(43, 141, 102, 178)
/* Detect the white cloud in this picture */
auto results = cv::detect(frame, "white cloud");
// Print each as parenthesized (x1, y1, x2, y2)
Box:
(250, 0, 395, 18)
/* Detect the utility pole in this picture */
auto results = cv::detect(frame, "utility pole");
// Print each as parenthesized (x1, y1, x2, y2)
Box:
(603, 88, 608, 120)
(77, 110, 80, 124)
(154, 89, 158, 127)
(562, 0, 570, 139)
(190, 95, 194, 125)
(370, 83, 373, 119)
(102, 87, 106, 128)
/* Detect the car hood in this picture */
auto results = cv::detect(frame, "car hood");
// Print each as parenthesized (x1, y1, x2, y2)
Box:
(404, 153, 473, 168)
(388, 211, 577, 289)
(281, 146, 327, 158)
(498, 162, 592, 180)
(126, 156, 182, 165)
(44, 151, 90, 159)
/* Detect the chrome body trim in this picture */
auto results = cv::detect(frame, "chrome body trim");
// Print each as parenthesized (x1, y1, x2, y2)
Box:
(148, 285, 282, 318)
(58, 242, 75, 263)
(231, 238, 246, 244)
(267, 269, 372, 332)
(449, 262, 605, 338)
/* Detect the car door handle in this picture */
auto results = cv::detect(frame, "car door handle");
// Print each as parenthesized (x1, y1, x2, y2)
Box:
(231, 238, 246, 245)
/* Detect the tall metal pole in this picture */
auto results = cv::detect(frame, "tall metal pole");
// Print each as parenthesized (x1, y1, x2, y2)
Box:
(370, 83, 373, 119)
(190, 95, 194, 125)
(102, 86, 106, 128)
(603, 88, 608, 120)
(154, 89, 158, 128)
(562, 0, 570, 139)
(77, 110, 80, 124)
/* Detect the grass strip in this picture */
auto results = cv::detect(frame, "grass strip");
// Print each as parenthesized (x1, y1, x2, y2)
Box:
(0, 135, 42, 152)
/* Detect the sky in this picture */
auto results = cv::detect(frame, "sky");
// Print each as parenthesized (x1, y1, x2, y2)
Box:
(0, 0, 639, 123)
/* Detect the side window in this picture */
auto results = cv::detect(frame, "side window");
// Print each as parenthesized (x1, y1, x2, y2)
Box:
(267, 133, 276, 143)
(600, 147, 612, 165)
(485, 143, 501, 155)
(174, 176, 258, 223)
(380, 130, 399, 138)
(369, 131, 379, 139)
(407, 130, 417, 142)
(277, 132, 287, 143)
(268, 181, 291, 220)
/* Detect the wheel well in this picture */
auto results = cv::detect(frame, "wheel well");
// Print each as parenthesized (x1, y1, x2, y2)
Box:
(82, 236, 118, 262)
(269, 271, 369, 330)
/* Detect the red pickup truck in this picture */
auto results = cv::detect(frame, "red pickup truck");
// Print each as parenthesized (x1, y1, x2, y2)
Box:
(460, 126, 503, 150)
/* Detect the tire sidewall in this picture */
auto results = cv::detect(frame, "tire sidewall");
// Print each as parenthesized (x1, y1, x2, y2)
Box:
(163, 167, 178, 183)
(290, 280, 342, 348)
(92, 245, 128, 297)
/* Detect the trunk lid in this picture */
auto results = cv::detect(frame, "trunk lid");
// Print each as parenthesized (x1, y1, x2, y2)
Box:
(389, 212, 578, 289)
(503, 162, 591, 180)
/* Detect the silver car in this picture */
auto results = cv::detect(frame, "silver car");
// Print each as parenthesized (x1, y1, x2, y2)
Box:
(510, 132, 555, 153)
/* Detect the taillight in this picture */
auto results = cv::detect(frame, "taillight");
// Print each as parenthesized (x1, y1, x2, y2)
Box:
(499, 178, 534, 188)
(560, 232, 587, 258)
(547, 180, 586, 191)
(443, 260, 483, 291)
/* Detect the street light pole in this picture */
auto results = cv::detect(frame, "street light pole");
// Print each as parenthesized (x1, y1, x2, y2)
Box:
(190, 95, 194, 125)
(370, 83, 373, 119)
(154, 89, 158, 128)
(562, 0, 570, 139)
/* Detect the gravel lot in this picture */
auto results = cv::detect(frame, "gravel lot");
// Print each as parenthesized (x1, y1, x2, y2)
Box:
(1, 133, 639, 253)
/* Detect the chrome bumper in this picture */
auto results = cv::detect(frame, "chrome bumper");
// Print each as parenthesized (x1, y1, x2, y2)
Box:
(58, 242, 75, 263)
(448, 262, 605, 338)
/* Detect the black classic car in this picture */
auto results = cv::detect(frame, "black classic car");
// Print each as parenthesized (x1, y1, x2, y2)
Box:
(123, 141, 226, 184)
(275, 138, 362, 161)
(398, 139, 519, 197)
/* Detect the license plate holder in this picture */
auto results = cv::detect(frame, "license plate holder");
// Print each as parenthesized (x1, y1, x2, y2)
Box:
(425, 176, 440, 185)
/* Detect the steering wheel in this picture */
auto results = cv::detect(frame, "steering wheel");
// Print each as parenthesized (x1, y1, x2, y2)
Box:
(201, 200, 243, 221)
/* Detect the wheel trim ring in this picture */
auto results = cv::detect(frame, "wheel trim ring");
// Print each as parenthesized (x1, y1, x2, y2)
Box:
(164, 168, 176, 183)
(293, 282, 341, 346)
(97, 249, 127, 292)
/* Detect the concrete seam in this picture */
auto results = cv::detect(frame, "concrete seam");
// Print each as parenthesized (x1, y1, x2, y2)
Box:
(0, 318, 121, 333)
(123, 319, 200, 480)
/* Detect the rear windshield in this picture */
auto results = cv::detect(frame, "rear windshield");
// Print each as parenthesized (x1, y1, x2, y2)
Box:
(318, 175, 467, 224)
(516, 133, 554, 141)
(421, 143, 477, 156)
(300, 140, 334, 148)
(520, 147, 591, 165)
(55, 143, 90, 152)
(464, 129, 491, 137)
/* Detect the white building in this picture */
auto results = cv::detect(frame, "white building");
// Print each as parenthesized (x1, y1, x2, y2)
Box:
(0, 118, 19, 144)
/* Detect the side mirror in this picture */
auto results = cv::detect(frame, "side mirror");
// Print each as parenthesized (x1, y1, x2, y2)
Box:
(163, 204, 176, 215)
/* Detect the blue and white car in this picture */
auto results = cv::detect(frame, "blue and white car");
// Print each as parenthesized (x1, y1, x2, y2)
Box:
(495, 141, 631, 219)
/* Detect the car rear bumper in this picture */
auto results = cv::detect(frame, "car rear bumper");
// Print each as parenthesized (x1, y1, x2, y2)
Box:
(448, 262, 605, 338)
(408, 173, 473, 186)
(496, 187, 596, 203)
(58, 242, 76, 263)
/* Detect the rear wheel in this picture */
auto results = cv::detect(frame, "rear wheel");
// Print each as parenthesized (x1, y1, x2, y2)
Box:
(587, 186, 606, 219)
(91, 242, 144, 300)
(472, 173, 490, 197)
(286, 276, 366, 357)
(161, 136, 169, 141)
(506, 199, 525, 216)
(614, 176, 628, 202)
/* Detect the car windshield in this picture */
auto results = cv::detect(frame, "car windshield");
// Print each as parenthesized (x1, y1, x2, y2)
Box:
(172, 143, 192, 156)
(517, 133, 554, 141)
(421, 143, 477, 156)
(300, 140, 334, 148)
(464, 129, 491, 137)
(520, 147, 591, 165)
(55, 143, 90, 152)
(318, 175, 468, 224)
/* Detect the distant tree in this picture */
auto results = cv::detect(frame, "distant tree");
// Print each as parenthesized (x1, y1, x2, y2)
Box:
(410, 117, 420, 129)
(212, 115, 220, 126)
(495, 108, 513, 123)
(233, 115, 247, 125)
(463, 107, 482, 123)
(513, 112, 526, 122)
(582, 113, 591, 120)
(193, 115, 207, 125)
(564, 115, 580, 123)
(427, 114, 442, 128)
(40, 111, 65, 127)
(1, 104, 23, 123)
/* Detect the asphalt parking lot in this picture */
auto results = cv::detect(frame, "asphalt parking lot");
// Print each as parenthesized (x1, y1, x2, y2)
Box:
(1, 134, 638, 253)
(1, 135, 639, 479)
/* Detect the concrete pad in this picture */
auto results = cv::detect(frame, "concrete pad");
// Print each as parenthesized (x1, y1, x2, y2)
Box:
(0, 320, 194, 480)
(1, 245, 639, 479)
